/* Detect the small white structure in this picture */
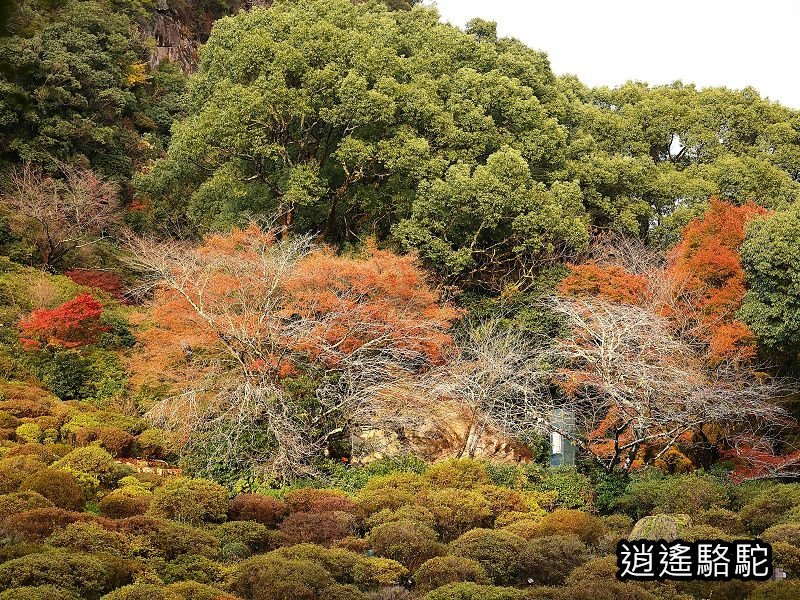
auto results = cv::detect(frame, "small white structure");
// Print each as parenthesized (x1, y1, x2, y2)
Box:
(550, 408, 576, 467)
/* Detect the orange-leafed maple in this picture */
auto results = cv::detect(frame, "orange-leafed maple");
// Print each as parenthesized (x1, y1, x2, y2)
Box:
(19, 293, 107, 350)
(558, 262, 648, 304)
(132, 225, 459, 385)
(666, 198, 769, 363)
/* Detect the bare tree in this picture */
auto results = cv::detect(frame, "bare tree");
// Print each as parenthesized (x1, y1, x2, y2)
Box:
(1, 163, 121, 269)
(427, 301, 792, 472)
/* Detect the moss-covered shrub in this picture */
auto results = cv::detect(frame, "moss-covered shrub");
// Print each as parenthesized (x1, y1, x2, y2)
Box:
(424, 459, 491, 489)
(357, 472, 426, 514)
(368, 519, 444, 570)
(148, 477, 228, 524)
(413, 556, 491, 593)
(98, 487, 151, 519)
(161, 554, 225, 585)
(136, 428, 169, 460)
(422, 582, 525, 600)
(0, 550, 131, 599)
(772, 541, 800, 577)
(740, 485, 800, 534)
(351, 556, 408, 589)
(0, 490, 54, 521)
(227, 493, 288, 525)
(279, 510, 359, 546)
(0, 586, 79, 600)
(518, 535, 589, 585)
(214, 520, 280, 554)
(284, 487, 359, 514)
(0, 455, 46, 494)
(532, 509, 606, 545)
(449, 528, 526, 585)
(613, 474, 727, 519)
(365, 504, 437, 530)
(762, 522, 800, 547)
(53, 446, 116, 482)
(694, 508, 744, 534)
(419, 488, 492, 540)
(101, 584, 181, 600)
(46, 522, 128, 555)
(165, 581, 236, 600)
(269, 543, 362, 583)
(232, 555, 336, 600)
(20, 468, 85, 511)
(748, 581, 800, 600)
(325, 583, 369, 600)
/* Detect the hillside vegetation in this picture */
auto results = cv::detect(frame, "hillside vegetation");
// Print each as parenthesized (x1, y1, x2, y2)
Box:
(2, 0, 800, 598)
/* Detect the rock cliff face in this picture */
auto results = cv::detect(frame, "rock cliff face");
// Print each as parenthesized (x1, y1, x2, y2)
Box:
(352, 396, 533, 464)
(145, 0, 201, 73)
(143, 1, 273, 73)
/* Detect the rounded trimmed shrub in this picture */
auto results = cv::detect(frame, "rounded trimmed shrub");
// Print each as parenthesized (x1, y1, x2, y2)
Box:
(101, 584, 181, 600)
(232, 555, 336, 600)
(413, 556, 491, 593)
(533, 509, 606, 544)
(0, 456, 46, 494)
(0, 550, 129, 599)
(325, 583, 369, 600)
(762, 522, 800, 547)
(166, 581, 237, 600)
(0, 586, 79, 600)
(0, 490, 54, 522)
(46, 521, 128, 555)
(98, 488, 151, 519)
(20, 468, 85, 511)
(518, 534, 589, 585)
(351, 556, 408, 590)
(424, 459, 491, 489)
(148, 478, 228, 524)
(419, 488, 492, 540)
(269, 543, 362, 583)
(227, 493, 288, 525)
(422, 582, 525, 600)
(279, 510, 359, 546)
(283, 488, 355, 513)
(368, 519, 444, 570)
(98, 427, 136, 457)
(739, 485, 800, 534)
(214, 520, 281, 554)
(1, 507, 91, 542)
(162, 554, 225, 585)
(448, 528, 526, 585)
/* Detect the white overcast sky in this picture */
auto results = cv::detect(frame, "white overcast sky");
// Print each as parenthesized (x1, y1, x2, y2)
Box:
(427, 0, 800, 109)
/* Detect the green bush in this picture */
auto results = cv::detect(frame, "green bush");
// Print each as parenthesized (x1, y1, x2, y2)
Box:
(762, 522, 800, 547)
(424, 459, 491, 489)
(613, 473, 727, 519)
(136, 429, 169, 460)
(101, 584, 181, 600)
(367, 519, 444, 570)
(740, 485, 800, 533)
(161, 554, 225, 585)
(365, 504, 436, 530)
(283, 487, 357, 513)
(414, 556, 491, 593)
(325, 583, 369, 600)
(232, 555, 336, 600)
(147, 520, 220, 561)
(0, 550, 131, 599)
(0, 586, 79, 600)
(532, 509, 606, 545)
(423, 582, 525, 600)
(772, 541, 800, 576)
(269, 543, 362, 583)
(695, 508, 744, 534)
(46, 522, 128, 555)
(165, 581, 234, 600)
(98, 487, 151, 519)
(0, 455, 46, 494)
(214, 520, 280, 554)
(0, 490, 54, 521)
(748, 581, 800, 600)
(526, 466, 593, 510)
(518, 534, 589, 585)
(419, 488, 492, 539)
(20, 468, 85, 511)
(351, 556, 408, 589)
(53, 446, 116, 481)
(148, 477, 228, 524)
(227, 493, 288, 525)
(449, 528, 526, 585)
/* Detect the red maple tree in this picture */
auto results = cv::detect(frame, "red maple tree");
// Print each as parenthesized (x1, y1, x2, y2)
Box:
(19, 293, 107, 350)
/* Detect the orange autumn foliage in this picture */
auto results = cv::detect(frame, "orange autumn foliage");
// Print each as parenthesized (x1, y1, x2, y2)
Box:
(558, 262, 648, 304)
(134, 226, 459, 389)
(666, 198, 769, 363)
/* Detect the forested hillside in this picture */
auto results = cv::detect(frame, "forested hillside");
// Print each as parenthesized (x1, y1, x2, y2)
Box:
(2, 0, 800, 598)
